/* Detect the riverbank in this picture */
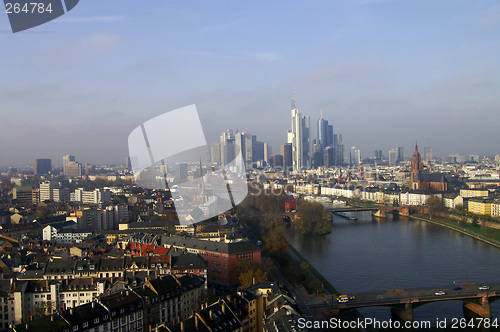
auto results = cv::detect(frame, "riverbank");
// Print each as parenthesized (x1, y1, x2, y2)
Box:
(288, 243, 339, 295)
(413, 213, 500, 250)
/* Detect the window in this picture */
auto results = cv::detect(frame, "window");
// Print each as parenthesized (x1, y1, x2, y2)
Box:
(82, 322, 88, 328)
(94, 318, 100, 324)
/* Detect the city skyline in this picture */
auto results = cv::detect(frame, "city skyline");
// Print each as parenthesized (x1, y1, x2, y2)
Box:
(2, 1, 500, 167)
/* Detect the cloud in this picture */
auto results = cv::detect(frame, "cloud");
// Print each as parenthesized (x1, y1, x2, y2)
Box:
(58, 16, 126, 23)
(37, 33, 121, 61)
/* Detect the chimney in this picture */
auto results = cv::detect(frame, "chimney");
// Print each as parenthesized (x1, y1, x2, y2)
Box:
(221, 301, 225, 314)
(180, 321, 185, 332)
(209, 310, 213, 320)
(70, 308, 73, 315)
(195, 314, 199, 329)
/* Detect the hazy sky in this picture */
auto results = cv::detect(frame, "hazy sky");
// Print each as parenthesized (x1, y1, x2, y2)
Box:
(1, 1, 500, 167)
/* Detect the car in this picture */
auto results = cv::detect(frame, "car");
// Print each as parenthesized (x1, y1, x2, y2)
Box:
(479, 286, 490, 290)
(435, 291, 446, 296)
(337, 295, 349, 303)
(453, 287, 462, 291)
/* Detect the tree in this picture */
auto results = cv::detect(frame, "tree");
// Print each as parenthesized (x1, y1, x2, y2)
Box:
(426, 195, 444, 216)
(295, 200, 332, 235)
(262, 230, 289, 259)
(238, 268, 267, 289)
(229, 259, 268, 289)
(458, 217, 466, 229)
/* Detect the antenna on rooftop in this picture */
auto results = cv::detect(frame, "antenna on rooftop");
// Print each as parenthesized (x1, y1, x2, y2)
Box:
(291, 88, 296, 109)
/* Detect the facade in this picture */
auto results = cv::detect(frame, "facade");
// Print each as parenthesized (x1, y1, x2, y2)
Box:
(460, 189, 489, 198)
(468, 198, 493, 215)
(34, 159, 52, 175)
(289, 107, 310, 170)
(284, 195, 296, 213)
(410, 144, 424, 183)
(160, 236, 261, 285)
(349, 147, 360, 166)
(42, 224, 92, 243)
(443, 195, 463, 209)
(63, 155, 75, 175)
(280, 143, 292, 172)
(13, 187, 33, 205)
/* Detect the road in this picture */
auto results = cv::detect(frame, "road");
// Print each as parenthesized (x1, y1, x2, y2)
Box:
(308, 283, 500, 309)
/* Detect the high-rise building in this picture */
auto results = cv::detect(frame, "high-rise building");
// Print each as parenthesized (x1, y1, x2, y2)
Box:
(175, 163, 188, 182)
(34, 159, 51, 175)
(389, 148, 398, 166)
(125, 156, 132, 170)
(254, 140, 265, 167)
(311, 139, 323, 168)
(263, 143, 271, 164)
(425, 146, 432, 162)
(374, 150, 383, 162)
(211, 143, 221, 167)
(40, 181, 56, 201)
(220, 130, 235, 167)
(289, 105, 310, 170)
(318, 114, 328, 149)
(397, 147, 404, 164)
(324, 146, 335, 168)
(335, 136, 344, 166)
(65, 161, 82, 178)
(269, 155, 283, 168)
(63, 155, 75, 175)
(327, 124, 334, 147)
(13, 187, 33, 205)
(350, 147, 360, 166)
(281, 143, 292, 172)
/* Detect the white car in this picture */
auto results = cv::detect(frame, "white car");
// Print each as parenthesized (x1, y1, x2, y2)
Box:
(479, 286, 490, 290)
(435, 291, 446, 296)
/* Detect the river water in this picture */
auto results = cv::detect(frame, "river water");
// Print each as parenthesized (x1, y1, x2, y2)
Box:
(288, 211, 500, 325)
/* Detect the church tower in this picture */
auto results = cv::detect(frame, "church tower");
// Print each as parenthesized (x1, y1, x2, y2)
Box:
(410, 143, 423, 183)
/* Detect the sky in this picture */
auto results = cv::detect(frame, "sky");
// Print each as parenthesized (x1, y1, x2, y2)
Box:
(1, 0, 500, 167)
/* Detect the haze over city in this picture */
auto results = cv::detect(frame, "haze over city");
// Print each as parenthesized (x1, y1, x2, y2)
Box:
(2, 1, 500, 167)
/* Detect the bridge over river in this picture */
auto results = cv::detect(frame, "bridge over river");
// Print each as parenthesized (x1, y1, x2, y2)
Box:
(308, 283, 499, 321)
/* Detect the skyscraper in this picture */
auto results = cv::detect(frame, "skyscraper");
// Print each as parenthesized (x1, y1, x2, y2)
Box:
(397, 147, 404, 164)
(34, 159, 51, 175)
(220, 130, 235, 167)
(63, 155, 75, 175)
(350, 147, 360, 166)
(281, 143, 292, 172)
(425, 146, 432, 162)
(388, 148, 398, 166)
(327, 124, 334, 147)
(318, 113, 328, 149)
(289, 104, 310, 170)
(211, 143, 221, 167)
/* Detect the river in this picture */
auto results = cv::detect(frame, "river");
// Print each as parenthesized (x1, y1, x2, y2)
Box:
(288, 211, 500, 325)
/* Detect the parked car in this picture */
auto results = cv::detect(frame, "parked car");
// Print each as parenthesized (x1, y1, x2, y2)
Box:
(435, 291, 446, 296)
